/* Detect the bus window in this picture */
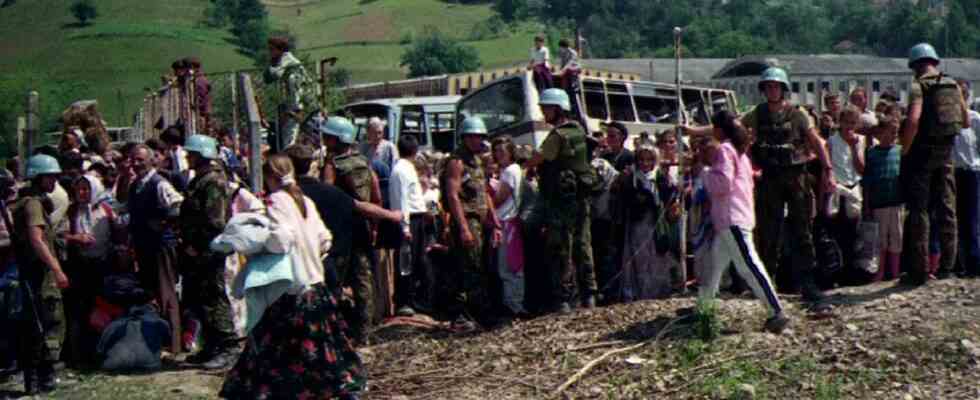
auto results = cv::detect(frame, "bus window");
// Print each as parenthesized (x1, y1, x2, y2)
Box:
(583, 79, 608, 120)
(344, 104, 390, 142)
(428, 112, 456, 153)
(456, 77, 526, 133)
(607, 83, 636, 122)
(401, 105, 427, 145)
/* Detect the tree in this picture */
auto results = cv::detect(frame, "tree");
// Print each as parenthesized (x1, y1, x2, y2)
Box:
(69, 0, 98, 26)
(493, 0, 527, 22)
(400, 29, 482, 78)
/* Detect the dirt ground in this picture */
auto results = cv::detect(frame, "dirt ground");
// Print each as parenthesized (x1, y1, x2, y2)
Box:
(5, 278, 980, 399)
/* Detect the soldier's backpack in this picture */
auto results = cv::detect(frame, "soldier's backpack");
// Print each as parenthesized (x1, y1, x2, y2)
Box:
(919, 74, 964, 138)
(334, 154, 373, 201)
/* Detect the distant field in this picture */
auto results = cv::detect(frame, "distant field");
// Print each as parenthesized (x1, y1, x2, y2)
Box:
(0, 0, 533, 125)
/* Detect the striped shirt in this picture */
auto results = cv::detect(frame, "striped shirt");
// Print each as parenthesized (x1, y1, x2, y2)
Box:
(863, 145, 902, 209)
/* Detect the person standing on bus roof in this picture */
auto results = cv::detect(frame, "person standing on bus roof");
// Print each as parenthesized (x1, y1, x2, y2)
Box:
(526, 89, 598, 314)
(527, 35, 553, 91)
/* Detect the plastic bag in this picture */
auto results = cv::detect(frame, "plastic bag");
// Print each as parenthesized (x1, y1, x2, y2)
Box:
(854, 220, 880, 274)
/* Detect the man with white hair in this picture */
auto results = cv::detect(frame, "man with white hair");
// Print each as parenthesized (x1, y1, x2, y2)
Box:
(359, 117, 399, 171)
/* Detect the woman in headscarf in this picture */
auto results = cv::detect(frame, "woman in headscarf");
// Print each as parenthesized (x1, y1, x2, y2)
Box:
(220, 154, 365, 400)
(613, 134, 680, 301)
(61, 174, 120, 368)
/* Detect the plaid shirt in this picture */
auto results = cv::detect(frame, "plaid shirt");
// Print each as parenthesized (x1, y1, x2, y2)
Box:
(863, 144, 903, 209)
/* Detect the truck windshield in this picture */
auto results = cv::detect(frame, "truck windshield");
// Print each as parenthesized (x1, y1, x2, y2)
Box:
(456, 77, 526, 133)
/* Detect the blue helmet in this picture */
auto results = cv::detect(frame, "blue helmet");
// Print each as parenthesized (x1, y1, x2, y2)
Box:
(908, 43, 940, 68)
(460, 117, 488, 136)
(539, 88, 572, 112)
(26, 154, 61, 179)
(320, 117, 357, 145)
(184, 134, 219, 160)
(758, 67, 790, 93)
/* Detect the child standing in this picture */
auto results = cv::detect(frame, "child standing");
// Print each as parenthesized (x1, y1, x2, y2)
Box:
(863, 106, 904, 281)
(528, 35, 552, 91)
(700, 111, 789, 334)
(828, 106, 866, 278)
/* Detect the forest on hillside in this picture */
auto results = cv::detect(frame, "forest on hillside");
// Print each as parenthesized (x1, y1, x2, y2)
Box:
(491, 0, 980, 59)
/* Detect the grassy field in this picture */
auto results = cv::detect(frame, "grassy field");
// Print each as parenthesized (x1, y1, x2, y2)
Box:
(0, 0, 534, 126)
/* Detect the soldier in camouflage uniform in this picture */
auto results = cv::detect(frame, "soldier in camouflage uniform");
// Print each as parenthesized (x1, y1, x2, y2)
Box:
(178, 134, 236, 369)
(899, 43, 970, 285)
(319, 117, 380, 340)
(740, 68, 836, 312)
(265, 37, 315, 151)
(444, 117, 501, 331)
(526, 89, 598, 314)
(12, 155, 67, 395)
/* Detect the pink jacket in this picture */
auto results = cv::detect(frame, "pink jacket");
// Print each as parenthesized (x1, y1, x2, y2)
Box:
(703, 141, 755, 231)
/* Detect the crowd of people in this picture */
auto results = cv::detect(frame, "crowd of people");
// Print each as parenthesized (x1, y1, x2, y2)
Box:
(0, 39, 976, 399)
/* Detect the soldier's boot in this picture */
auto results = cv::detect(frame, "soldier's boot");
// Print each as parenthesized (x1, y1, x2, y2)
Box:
(22, 369, 38, 396)
(202, 347, 238, 370)
(557, 302, 572, 315)
(800, 275, 830, 313)
(37, 363, 56, 393)
(763, 313, 791, 334)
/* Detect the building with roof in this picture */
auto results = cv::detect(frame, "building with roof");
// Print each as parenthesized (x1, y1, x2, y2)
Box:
(582, 58, 733, 85)
(710, 54, 980, 112)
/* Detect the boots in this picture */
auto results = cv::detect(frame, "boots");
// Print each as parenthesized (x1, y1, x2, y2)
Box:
(37, 364, 56, 393)
(21, 369, 37, 396)
(800, 274, 830, 313)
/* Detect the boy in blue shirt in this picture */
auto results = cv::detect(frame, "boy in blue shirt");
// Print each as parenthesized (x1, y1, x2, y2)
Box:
(863, 105, 904, 281)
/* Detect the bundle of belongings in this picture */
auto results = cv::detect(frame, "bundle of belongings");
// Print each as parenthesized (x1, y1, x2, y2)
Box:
(211, 212, 299, 334)
(61, 100, 111, 154)
(95, 273, 172, 372)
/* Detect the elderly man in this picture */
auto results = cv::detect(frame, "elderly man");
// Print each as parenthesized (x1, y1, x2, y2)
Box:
(127, 144, 184, 355)
(359, 117, 399, 172)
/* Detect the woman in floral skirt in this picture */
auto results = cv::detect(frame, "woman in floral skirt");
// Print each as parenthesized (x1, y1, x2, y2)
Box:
(220, 154, 365, 400)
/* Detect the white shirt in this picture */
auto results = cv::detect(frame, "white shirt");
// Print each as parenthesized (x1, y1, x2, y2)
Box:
(829, 134, 865, 187)
(954, 110, 980, 171)
(134, 169, 184, 216)
(530, 46, 550, 68)
(389, 158, 426, 232)
(495, 164, 522, 221)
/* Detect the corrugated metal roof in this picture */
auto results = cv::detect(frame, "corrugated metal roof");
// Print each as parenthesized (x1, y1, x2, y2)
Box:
(582, 58, 733, 84)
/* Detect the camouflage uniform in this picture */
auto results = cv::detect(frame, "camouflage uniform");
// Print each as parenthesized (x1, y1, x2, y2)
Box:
(10, 189, 64, 382)
(179, 163, 235, 350)
(901, 70, 965, 281)
(332, 151, 375, 335)
(443, 146, 490, 319)
(538, 121, 598, 304)
(743, 104, 820, 289)
(265, 51, 314, 150)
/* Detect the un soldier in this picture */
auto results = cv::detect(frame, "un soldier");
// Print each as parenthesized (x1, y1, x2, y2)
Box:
(899, 43, 970, 285)
(12, 155, 66, 394)
(444, 117, 501, 331)
(319, 117, 380, 340)
(179, 134, 236, 369)
(743, 68, 837, 312)
(526, 89, 598, 314)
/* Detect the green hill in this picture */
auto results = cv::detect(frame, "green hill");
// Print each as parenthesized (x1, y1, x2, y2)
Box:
(0, 0, 534, 128)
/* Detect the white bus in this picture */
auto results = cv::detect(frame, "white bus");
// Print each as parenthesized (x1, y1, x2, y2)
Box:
(341, 96, 460, 153)
(455, 71, 737, 148)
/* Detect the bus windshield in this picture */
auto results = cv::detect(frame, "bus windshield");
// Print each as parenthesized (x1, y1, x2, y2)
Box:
(456, 77, 526, 133)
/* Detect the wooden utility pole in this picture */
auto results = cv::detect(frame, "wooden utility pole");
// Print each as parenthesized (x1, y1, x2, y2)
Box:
(25, 91, 38, 157)
(239, 73, 263, 193)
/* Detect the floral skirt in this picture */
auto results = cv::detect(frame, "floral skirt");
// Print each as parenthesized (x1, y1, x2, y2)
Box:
(220, 283, 366, 400)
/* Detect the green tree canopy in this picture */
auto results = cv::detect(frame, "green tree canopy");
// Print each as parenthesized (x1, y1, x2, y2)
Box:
(400, 29, 482, 78)
(69, 0, 98, 26)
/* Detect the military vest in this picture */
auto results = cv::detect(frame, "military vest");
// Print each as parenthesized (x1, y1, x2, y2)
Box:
(333, 152, 373, 201)
(919, 74, 964, 139)
(750, 103, 808, 168)
(443, 147, 488, 218)
(540, 121, 597, 202)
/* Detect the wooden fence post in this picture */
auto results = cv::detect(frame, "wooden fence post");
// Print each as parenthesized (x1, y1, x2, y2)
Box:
(25, 91, 38, 158)
(239, 73, 263, 193)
